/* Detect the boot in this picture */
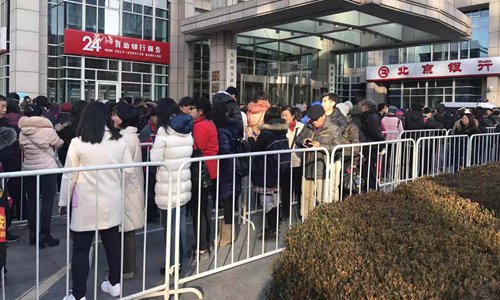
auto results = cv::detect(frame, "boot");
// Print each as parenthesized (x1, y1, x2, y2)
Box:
(218, 221, 233, 248)
(39, 233, 60, 249)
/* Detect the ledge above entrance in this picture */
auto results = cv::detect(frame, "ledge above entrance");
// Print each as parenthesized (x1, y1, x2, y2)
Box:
(181, 0, 471, 51)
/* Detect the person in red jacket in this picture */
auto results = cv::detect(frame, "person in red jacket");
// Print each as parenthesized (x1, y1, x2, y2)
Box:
(187, 97, 219, 260)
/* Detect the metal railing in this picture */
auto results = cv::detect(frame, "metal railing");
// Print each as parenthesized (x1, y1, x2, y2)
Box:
(170, 147, 330, 299)
(469, 133, 500, 166)
(399, 129, 448, 140)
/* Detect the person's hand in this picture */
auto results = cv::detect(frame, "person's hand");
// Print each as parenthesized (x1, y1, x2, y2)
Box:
(309, 141, 320, 148)
(59, 206, 67, 216)
(302, 138, 313, 148)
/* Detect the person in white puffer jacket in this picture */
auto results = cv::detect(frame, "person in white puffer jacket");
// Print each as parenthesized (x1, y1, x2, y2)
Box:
(150, 98, 193, 275)
(111, 103, 145, 280)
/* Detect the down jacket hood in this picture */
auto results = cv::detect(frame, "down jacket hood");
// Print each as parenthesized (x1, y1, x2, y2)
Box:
(212, 92, 233, 105)
(0, 126, 16, 150)
(260, 121, 288, 132)
(248, 100, 270, 114)
(18, 116, 54, 136)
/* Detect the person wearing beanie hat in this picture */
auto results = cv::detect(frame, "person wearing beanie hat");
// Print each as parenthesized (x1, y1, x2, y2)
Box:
(150, 98, 193, 275)
(295, 104, 344, 217)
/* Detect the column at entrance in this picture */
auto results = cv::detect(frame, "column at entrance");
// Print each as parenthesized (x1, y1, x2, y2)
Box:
(209, 32, 237, 98)
(9, 0, 48, 96)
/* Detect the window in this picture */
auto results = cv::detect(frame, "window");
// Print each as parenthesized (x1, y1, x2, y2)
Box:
(383, 48, 398, 65)
(123, 13, 142, 38)
(66, 2, 82, 29)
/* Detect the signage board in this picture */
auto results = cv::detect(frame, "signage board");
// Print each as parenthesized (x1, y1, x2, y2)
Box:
(367, 57, 500, 81)
(63, 29, 170, 65)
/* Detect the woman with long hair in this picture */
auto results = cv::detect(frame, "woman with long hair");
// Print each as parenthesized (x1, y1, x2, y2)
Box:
(150, 98, 193, 275)
(59, 101, 135, 300)
(111, 104, 145, 279)
(19, 104, 64, 248)
(186, 97, 218, 259)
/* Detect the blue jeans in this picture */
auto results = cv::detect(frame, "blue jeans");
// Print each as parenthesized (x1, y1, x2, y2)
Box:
(161, 205, 187, 267)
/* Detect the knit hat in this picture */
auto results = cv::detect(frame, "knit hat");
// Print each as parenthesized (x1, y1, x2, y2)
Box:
(61, 102, 73, 113)
(308, 105, 325, 121)
(388, 106, 398, 115)
(336, 103, 350, 117)
(344, 101, 354, 111)
(169, 114, 193, 134)
(226, 86, 238, 97)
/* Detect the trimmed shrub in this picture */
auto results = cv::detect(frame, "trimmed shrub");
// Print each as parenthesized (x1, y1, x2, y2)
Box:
(269, 167, 500, 299)
(431, 162, 500, 217)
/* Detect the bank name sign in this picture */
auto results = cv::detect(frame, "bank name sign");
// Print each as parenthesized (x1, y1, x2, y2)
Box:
(366, 57, 500, 81)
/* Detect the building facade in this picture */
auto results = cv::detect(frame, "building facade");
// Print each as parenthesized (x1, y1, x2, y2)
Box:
(178, 0, 499, 108)
(0, 0, 169, 102)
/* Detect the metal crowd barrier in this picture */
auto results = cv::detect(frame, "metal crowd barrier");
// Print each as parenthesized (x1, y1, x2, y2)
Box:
(169, 147, 330, 299)
(415, 135, 470, 177)
(331, 139, 415, 200)
(469, 132, 500, 166)
(0, 161, 171, 300)
(486, 126, 497, 134)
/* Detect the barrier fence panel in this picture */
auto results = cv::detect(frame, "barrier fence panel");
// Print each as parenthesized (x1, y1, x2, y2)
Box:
(486, 126, 497, 134)
(415, 135, 470, 177)
(469, 133, 500, 166)
(0, 161, 182, 300)
(399, 129, 448, 141)
(331, 139, 415, 200)
(170, 147, 330, 299)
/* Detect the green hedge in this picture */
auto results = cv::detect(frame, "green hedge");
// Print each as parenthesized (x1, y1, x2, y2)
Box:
(269, 165, 500, 299)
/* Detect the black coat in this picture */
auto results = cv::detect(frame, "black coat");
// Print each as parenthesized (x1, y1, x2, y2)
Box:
(360, 110, 385, 142)
(405, 111, 425, 130)
(213, 92, 243, 139)
(434, 112, 455, 130)
(0, 118, 21, 172)
(249, 121, 289, 188)
(424, 117, 444, 130)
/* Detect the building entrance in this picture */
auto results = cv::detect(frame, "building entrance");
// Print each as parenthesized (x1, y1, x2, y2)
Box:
(239, 74, 327, 105)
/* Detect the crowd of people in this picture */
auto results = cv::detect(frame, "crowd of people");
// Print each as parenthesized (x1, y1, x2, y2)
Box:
(1, 89, 500, 300)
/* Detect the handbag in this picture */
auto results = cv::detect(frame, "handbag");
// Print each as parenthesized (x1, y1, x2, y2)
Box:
(191, 141, 212, 189)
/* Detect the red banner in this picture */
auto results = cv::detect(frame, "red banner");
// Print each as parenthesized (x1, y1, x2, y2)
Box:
(64, 29, 169, 65)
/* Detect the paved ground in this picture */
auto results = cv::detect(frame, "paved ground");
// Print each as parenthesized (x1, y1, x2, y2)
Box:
(3, 206, 295, 300)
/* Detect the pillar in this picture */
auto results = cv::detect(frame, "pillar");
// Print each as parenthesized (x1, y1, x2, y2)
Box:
(209, 32, 237, 97)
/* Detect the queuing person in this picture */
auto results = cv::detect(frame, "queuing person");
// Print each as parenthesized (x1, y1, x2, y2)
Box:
(0, 96, 22, 242)
(59, 101, 134, 299)
(5, 99, 22, 130)
(34, 95, 56, 125)
(19, 104, 63, 247)
(423, 107, 444, 130)
(212, 89, 243, 138)
(281, 106, 304, 220)
(213, 101, 243, 247)
(249, 107, 289, 238)
(404, 109, 425, 130)
(434, 104, 455, 130)
(187, 97, 219, 260)
(179, 96, 194, 114)
(150, 98, 193, 275)
(227, 86, 248, 137)
(377, 103, 389, 119)
(56, 100, 87, 167)
(321, 93, 347, 132)
(359, 99, 385, 190)
(381, 106, 404, 140)
(111, 104, 145, 279)
(350, 96, 364, 130)
(453, 109, 480, 136)
(295, 106, 343, 218)
(246, 91, 271, 139)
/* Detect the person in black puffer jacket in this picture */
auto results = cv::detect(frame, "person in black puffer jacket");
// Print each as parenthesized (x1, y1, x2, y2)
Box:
(249, 107, 290, 238)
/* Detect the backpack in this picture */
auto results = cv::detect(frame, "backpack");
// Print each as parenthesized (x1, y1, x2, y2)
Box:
(265, 138, 291, 174)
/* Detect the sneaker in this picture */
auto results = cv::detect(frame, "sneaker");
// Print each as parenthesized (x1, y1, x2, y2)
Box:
(159, 265, 176, 276)
(62, 295, 87, 300)
(101, 280, 120, 297)
(6, 232, 20, 243)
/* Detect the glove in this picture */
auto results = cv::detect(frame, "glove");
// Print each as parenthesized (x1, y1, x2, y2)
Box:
(59, 206, 67, 216)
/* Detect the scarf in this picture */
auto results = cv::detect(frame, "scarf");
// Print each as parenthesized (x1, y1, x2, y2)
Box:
(289, 120, 297, 132)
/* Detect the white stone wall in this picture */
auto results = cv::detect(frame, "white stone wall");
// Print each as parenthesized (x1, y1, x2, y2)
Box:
(9, 0, 47, 96)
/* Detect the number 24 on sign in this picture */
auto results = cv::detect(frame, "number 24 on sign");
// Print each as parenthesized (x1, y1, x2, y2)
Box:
(82, 36, 102, 52)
